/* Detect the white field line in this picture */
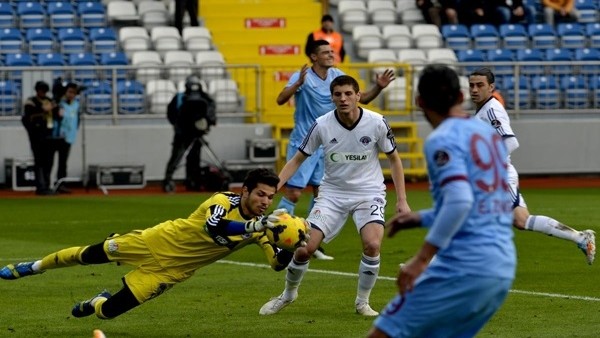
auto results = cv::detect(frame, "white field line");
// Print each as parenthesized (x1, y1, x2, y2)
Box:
(2, 257, 598, 302)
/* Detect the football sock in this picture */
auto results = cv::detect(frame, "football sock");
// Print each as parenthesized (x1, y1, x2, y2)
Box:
(525, 215, 583, 243)
(308, 196, 315, 213)
(93, 297, 109, 319)
(277, 197, 296, 215)
(356, 254, 380, 305)
(39, 246, 87, 270)
(284, 258, 308, 300)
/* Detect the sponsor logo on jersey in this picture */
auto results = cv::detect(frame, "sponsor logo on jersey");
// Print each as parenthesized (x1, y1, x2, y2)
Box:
(359, 136, 372, 145)
(328, 152, 369, 163)
(433, 150, 450, 167)
(329, 138, 338, 144)
(310, 208, 326, 224)
(107, 240, 119, 255)
(491, 119, 502, 128)
(374, 197, 385, 204)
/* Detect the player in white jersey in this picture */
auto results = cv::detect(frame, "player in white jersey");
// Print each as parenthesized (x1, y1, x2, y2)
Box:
(469, 67, 596, 265)
(259, 75, 411, 317)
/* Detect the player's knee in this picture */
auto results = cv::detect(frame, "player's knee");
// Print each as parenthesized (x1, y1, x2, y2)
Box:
(80, 242, 110, 264)
(362, 240, 381, 257)
(294, 247, 313, 261)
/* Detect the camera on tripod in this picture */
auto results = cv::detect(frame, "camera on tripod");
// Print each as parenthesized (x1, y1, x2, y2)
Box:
(176, 75, 216, 138)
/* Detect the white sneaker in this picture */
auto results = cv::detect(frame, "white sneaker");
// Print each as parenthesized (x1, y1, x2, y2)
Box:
(578, 230, 596, 265)
(313, 248, 334, 260)
(259, 293, 296, 315)
(356, 302, 379, 316)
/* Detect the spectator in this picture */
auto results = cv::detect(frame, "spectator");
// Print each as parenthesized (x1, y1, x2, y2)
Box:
(21, 81, 58, 196)
(459, 0, 493, 26)
(52, 82, 81, 194)
(175, 0, 199, 34)
(543, 0, 578, 26)
(305, 14, 345, 65)
(493, 0, 537, 25)
(416, 0, 459, 28)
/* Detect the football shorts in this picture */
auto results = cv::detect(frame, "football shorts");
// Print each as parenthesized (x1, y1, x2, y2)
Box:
(286, 144, 324, 189)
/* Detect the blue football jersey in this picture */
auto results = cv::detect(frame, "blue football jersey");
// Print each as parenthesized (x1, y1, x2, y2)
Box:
(287, 67, 345, 147)
(424, 117, 516, 279)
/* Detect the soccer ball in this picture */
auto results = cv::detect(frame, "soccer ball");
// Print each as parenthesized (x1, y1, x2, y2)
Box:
(266, 212, 310, 252)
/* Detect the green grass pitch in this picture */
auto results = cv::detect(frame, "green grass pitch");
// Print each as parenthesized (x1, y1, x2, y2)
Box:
(0, 187, 599, 337)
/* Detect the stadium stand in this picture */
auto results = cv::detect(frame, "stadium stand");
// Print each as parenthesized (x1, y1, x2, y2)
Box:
(138, 0, 169, 30)
(457, 49, 486, 74)
(561, 75, 589, 109)
(151, 26, 182, 57)
(84, 80, 112, 115)
(352, 25, 384, 59)
(17, 2, 46, 30)
(441, 24, 471, 50)
(411, 24, 443, 49)
(89, 27, 118, 54)
(0, 3, 14, 29)
(132, 50, 163, 84)
(57, 27, 87, 56)
(0, 79, 20, 116)
(499, 24, 529, 50)
(182, 26, 212, 52)
(557, 23, 587, 49)
(382, 24, 412, 52)
(528, 23, 557, 49)
(367, 0, 396, 28)
(486, 48, 514, 75)
(77, 1, 107, 29)
(164, 50, 194, 83)
(0, 28, 23, 55)
(117, 79, 145, 114)
(470, 24, 500, 50)
(532, 75, 560, 109)
(587, 23, 600, 49)
(337, 0, 368, 33)
(26, 28, 54, 57)
(146, 78, 177, 115)
(47, 1, 76, 30)
(516, 48, 545, 76)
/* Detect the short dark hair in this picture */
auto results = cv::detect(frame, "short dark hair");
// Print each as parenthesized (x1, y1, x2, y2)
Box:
(65, 82, 78, 91)
(470, 67, 495, 85)
(35, 81, 49, 92)
(310, 39, 330, 55)
(321, 14, 334, 23)
(418, 65, 461, 115)
(243, 168, 280, 193)
(330, 75, 360, 95)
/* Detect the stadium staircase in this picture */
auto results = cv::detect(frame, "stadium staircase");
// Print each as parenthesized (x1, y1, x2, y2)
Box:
(201, 0, 427, 177)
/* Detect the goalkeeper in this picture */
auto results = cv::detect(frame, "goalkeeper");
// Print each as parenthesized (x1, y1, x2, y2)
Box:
(0, 168, 294, 319)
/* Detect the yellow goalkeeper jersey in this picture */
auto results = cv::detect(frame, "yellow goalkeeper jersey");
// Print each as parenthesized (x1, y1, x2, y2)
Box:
(141, 192, 280, 280)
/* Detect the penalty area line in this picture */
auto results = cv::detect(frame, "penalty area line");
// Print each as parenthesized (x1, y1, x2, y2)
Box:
(217, 260, 600, 303)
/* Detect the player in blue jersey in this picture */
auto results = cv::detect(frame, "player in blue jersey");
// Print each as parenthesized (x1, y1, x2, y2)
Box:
(368, 65, 517, 338)
(276, 39, 395, 260)
(470, 67, 595, 265)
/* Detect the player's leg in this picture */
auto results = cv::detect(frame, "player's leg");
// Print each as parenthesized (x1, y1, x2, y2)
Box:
(354, 197, 386, 316)
(276, 144, 318, 214)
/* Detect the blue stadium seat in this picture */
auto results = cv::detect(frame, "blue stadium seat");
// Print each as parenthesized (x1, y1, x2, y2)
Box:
(37, 52, 66, 77)
(57, 27, 87, 56)
(117, 80, 146, 114)
(528, 23, 557, 49)
(531, 75, 560, 109)
(457, 49, 485, 74)
(26, 28, 54, 56)
(503, 74, 531, 109)
(486, 49, 514, 75)
(0, 3, 15, 28)
(516, 48, 545, 76)
(556, 23, 586, 49)
(84, 80, 112, 115)
(5, 53, 34, 81)
(77, 2, 106, 29)
(470, 24, 499, 50)
(589, 75, 600, 108)
(561, 75, 589, 109)
(0, 80, 20, 116)
(17, 2, 46, 29)
(545, 48, 573, 76)
(575, 0, 598, 23)
(575, 48, 600, 74)
(0, 28, 23, 55)
(100, 51, 128, 80)
(47, 2, 75, 29)
(89, 27, 117, 54)
(585, 23, 600, 49)
(69, 52, 97, 82)
(499, 24, 529, 50)
(441, 24, 471, 50)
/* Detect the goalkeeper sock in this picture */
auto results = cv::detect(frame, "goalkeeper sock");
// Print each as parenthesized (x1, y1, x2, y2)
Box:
(525, 215, 582, 243)
(277, 197, 296, 215)
(39, 246, 88, 270)
(93, 297, 109, 319)
(356, 254, 380, 305)
(283, 258, 308, 300)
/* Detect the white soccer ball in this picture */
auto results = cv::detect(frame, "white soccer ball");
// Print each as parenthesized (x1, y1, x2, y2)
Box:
(266, 212, 310, 252)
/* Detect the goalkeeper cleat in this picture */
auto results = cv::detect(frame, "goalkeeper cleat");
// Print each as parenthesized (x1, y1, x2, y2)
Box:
(356, 302, 379, 316)
(577, 230, 596, 265)
(313, 247, 334, 260)
(259, 293, 296, 315)
(0, 262, 39, 280)
(72, 290, 112, 318)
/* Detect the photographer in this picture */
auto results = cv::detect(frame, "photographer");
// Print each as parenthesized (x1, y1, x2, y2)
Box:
(163, 75, 216, 193)
(22, 81, 59, 195)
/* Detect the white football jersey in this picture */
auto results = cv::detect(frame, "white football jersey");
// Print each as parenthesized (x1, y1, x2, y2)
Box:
(474, 96, 517, 164)
(299, 107, 396, 197)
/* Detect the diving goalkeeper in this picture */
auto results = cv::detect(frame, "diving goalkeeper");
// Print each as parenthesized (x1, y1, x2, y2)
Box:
(0, 168, 294, 319)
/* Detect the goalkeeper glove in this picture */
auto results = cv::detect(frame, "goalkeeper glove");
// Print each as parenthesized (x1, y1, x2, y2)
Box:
(244, 208, 288, 233)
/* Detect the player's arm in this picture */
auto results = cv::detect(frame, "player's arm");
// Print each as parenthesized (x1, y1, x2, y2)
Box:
(257, 233, 294, 271)
(276, 65, 308, 105)
(359, 69, 395, 104)
(503, 136, 519, 155)
(398, 179, 474, 295)
(386, 150, 411, 214)
(278, 150, 308, 190)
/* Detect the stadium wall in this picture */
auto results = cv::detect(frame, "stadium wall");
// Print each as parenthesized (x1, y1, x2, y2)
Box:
(1, 119, 599, 187)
